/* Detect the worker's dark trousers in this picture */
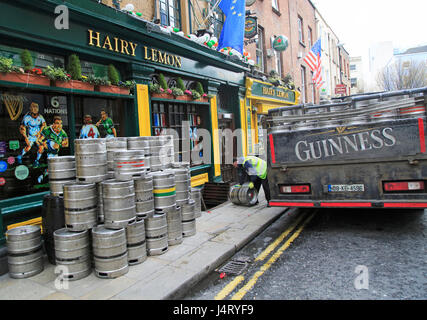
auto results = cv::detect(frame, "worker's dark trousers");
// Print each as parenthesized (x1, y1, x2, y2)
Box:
(253, 177, 271, 202)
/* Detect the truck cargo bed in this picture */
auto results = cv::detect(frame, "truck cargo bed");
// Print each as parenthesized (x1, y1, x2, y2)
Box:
(266, 87, 427, 209)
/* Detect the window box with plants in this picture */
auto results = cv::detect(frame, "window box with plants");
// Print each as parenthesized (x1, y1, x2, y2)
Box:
(149, 83, 174, 99)
(96, 80, 133, 95)
(149, 73, 174, 99)
(61, 54, 94, 91)
(94, 64, 132, 95)
(0, 51, 50, 87)
(185, 82, 210, 102)
(173, 77, 191, 101)
(43, 65, 72, 88)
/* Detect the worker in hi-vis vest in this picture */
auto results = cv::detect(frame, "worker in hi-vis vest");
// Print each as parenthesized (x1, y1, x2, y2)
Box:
(233, 156, 271, 204)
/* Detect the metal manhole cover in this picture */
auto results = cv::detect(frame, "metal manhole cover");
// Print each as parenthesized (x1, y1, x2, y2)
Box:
(216, 257, 251, 276)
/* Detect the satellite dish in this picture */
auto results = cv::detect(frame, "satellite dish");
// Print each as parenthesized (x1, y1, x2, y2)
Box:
(246, 0, 256, 6)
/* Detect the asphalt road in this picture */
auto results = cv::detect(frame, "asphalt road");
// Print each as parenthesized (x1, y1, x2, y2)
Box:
(184, 207, 426, 300)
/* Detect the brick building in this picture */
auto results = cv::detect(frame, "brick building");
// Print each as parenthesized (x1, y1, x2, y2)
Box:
(244, 0, 318, 104)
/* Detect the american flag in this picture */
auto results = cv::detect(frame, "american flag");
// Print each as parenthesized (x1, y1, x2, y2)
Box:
(303, 39, 324, 89)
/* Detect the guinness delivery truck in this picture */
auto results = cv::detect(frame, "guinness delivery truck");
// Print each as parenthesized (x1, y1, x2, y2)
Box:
(266, 87, 427, 209)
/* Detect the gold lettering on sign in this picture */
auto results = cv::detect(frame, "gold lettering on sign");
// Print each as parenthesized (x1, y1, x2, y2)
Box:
(102, 36, 113, 51)
(121, 39, 130, 55)
(88, 29, 101, 48)
(261, 86, 291, 100)
(175, 56, 182, 68)
(114, 37, 120, 53)
(144, 46, 150, 60)
(129, 42, 138, 57)
(88, 30, 138, 56)
(142, 46, 182, 68)
(151, 48, 158, 62)
(158, 51, 167, 64)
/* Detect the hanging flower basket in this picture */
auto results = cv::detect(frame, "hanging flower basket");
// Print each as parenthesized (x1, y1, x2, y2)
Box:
(0, 72, 50, 86)
(97, 85, 130, 95)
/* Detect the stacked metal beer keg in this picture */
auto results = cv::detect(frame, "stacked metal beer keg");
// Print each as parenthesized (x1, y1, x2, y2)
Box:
(48, 156, 76, 197)
(150, 170, 175, 252)
(53, 228, 91, 280)
(5, 225, 44, 279)
(22, 134, 199, 282)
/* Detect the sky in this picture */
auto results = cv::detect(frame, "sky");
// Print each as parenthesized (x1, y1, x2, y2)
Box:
(311, 0, 427, 57)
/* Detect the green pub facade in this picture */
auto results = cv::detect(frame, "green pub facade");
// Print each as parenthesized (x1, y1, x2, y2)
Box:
(0, 0, 248, 246)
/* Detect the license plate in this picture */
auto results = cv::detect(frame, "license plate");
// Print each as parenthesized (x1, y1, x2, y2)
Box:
(328, 184, 365, 192)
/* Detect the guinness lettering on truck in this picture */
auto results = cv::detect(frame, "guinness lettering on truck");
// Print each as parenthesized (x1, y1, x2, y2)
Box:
(266, 87, 427, 209)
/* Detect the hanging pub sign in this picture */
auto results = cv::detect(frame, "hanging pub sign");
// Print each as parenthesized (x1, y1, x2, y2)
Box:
(272, 35, 289, 52)
(245, 17, 258, 39)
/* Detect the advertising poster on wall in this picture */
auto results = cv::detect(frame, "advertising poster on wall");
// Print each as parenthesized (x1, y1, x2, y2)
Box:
(0, 91, 69, 199)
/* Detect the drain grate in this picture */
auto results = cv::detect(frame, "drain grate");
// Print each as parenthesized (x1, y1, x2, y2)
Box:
(216, 257, 251, 276)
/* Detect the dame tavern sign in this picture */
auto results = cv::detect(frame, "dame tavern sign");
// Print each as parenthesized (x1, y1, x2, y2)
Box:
(88, 29, 182, 68)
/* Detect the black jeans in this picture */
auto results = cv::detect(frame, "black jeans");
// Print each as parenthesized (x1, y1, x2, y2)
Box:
(253, 177, 271, 202)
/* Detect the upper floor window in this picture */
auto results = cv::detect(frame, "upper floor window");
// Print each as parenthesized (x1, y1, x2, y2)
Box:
(272, 0, 279, 12)
(255, 26, 265, 73)
(210, 6, 225, 40)
(351, 78, 357, 88)
(297, 16, 304, 45)
(159, 0, 181, 30)
(308, 27, 313, 49)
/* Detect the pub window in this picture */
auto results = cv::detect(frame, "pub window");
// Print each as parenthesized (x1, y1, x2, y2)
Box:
(0, 90, 70, 200)
(80, 60, 109, 79)
(159, 0, 181, 30)
(151, 101, 208, 167)
(74, 97, 126, 140)
(0, 44, 64, 69)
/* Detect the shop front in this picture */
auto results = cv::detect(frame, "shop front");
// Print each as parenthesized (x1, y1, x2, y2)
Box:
(0, 0, 248, 243)
(244, 77, 300, 159)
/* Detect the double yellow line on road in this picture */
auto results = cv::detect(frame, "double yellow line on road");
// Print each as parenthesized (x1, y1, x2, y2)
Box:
(214, 210, 316, 300)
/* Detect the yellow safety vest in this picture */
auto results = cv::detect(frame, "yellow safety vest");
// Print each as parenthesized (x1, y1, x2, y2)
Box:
(243, 156, 267, 180)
